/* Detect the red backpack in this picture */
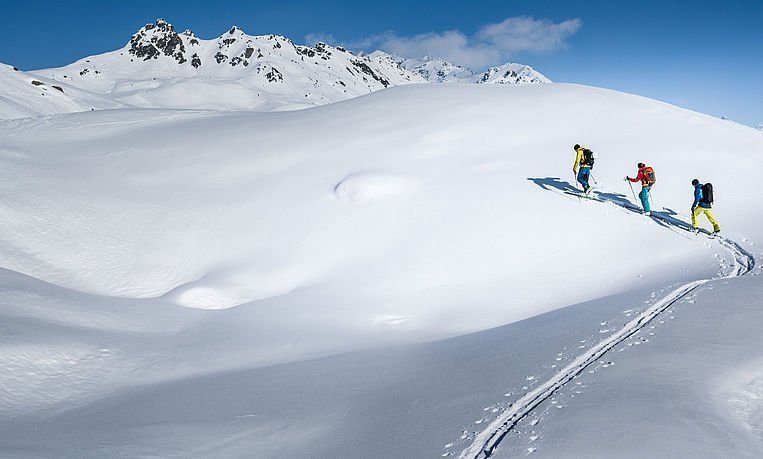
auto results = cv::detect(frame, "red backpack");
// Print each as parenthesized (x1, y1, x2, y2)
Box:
(642, 166, 656, 185)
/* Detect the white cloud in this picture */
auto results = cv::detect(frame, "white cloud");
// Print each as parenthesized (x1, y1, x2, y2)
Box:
(477, 16, 582, 53)
(304, 32, 338, 46)
(342, 16, 582, 69)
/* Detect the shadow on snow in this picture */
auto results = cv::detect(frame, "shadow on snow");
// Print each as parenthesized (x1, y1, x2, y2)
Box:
(526, 177, 695, 233)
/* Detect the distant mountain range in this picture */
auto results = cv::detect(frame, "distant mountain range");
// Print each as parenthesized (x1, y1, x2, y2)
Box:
(1, 18, 551, 119)
(384, 53, 550, 85)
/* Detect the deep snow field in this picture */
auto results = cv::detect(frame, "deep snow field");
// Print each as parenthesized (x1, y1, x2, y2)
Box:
(1, 83, 762, 458)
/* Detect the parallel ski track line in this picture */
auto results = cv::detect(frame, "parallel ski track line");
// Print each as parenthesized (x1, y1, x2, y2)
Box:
(460, 188, 755, 459)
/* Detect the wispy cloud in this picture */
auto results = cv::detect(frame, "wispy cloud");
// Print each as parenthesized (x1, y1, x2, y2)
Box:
(330, 16, 582, 69)
(304, 32, 338, 46)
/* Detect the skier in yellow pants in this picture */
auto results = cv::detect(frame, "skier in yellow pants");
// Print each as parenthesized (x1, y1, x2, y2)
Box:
(691, 179, 720, 233)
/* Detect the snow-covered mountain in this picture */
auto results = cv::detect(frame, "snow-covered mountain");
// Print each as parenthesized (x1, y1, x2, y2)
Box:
(383, 54, 475, 83)
(0, 19, 552, 119)
(31, 19, 424, 113)
(376, 52, 551, 84)
(474, 62, 551, 84)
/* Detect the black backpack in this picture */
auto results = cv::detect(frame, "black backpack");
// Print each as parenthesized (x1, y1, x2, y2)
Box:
(582, 149, 595, 168)
(701, 183, 714, 204)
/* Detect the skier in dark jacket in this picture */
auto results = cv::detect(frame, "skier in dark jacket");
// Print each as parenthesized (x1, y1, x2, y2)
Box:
(691, 179, 720, 233)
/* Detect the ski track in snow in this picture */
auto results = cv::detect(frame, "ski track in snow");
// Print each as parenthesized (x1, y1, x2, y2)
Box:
(459, 183, 756, 459)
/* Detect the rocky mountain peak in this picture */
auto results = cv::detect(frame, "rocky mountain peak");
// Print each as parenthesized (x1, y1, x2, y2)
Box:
(129, 18, 187, 64)
(226, 26, 247, 36)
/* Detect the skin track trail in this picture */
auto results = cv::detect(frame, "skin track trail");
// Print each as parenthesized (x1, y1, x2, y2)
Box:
(460, 184, 755, 459)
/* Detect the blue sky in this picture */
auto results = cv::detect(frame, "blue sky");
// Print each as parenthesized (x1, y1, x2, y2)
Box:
(2, 0, 761, 126)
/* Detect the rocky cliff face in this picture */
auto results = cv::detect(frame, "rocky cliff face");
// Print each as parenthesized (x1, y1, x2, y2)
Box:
(128, 19, 187, 63)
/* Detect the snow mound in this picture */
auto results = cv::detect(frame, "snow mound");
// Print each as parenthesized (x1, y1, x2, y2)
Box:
(719, 361, 763, 439)
(333, 173, 417, 203)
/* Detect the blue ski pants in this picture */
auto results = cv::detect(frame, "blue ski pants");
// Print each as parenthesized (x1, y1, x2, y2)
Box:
(577, 167, 591, 190)
(639, 186, 651, 213)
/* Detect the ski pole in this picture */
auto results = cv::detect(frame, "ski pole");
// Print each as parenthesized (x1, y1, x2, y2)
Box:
(573, 171, 581, 202)
(590, 171, 598, 185)
(628, 180, 638, 205)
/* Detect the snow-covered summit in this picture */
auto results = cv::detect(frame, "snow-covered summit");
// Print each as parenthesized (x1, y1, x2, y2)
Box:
(373, 51, 551, 84)
(387, 53, 475, 83)
(476, 62, 551, 84)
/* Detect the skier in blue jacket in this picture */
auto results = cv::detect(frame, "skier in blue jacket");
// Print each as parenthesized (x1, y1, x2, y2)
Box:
(691, 179, 721, 233)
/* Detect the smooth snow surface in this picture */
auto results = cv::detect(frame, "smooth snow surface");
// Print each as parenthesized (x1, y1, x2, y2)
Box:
(1, 82, 762, 458)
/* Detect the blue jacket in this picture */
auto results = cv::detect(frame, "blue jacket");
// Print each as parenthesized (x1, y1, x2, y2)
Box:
(693, 184, 711, 209)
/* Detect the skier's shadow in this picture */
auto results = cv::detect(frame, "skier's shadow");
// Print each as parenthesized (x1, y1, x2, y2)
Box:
(526, 177, 578, 194)
(527, 177, 694, 232)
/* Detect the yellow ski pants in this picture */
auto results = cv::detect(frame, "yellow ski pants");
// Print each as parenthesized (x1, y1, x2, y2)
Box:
(692, 207, 720, 232)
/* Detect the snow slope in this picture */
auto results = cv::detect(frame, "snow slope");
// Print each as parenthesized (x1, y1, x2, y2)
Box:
(0, 82, 762, 457)
(0, 63, 124, 119)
